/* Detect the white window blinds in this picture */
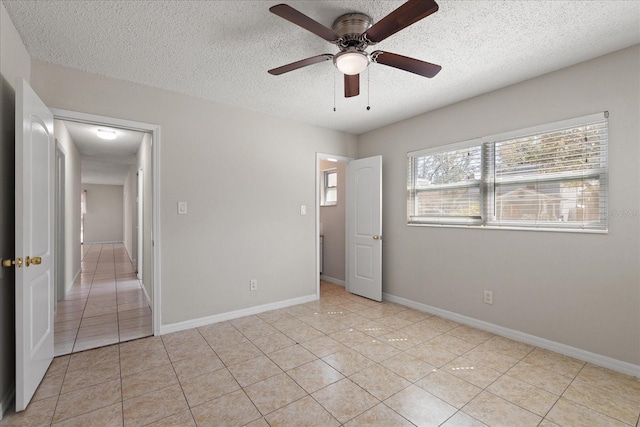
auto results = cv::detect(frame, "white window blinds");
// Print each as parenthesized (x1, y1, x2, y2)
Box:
(408, 142, 482, 225)
(486, 117, 608, 230)
(407, 112, 608, 232)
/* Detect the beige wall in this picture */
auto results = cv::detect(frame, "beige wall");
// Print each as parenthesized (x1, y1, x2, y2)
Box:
(82, 184, 124, 243)
(358, 45, 640, 367)
(319, 160, 346, 283)
(123, 165, 137, 263)
(53, 120, 82, 296)
(31, 60, 358, 326)
(0, 2, 31, 417)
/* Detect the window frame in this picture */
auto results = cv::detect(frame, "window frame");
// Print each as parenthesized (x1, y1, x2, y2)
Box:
(321, 168, 338, 207)
(407, 138, 484, 226)
(407, 112, 608, 233)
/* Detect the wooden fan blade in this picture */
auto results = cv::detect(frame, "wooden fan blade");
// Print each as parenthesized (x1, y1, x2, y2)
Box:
(363, 0, 439, 44)
(344, 74, 360, 98)
(270, 4, 340, 43)
(268, 54, 333, 75)
(372, 51, 441, 78)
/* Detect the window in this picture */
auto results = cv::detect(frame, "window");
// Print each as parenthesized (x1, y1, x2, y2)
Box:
(407, 112, 608, 232)
(407, 142, 483, 225)
(322, 169, 338, 206)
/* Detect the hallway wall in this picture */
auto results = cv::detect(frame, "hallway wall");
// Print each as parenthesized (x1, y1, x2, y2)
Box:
(123, 165, 137, 265)
(54, 120, 82, 295)
(137, 134, 152, 300)
(82, 184, 124, 243)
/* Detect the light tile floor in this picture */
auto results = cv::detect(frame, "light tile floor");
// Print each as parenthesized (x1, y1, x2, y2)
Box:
(53, 243, 152, 356)
(3, 282, 639, 426)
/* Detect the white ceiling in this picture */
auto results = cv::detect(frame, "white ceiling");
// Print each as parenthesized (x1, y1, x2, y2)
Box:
(62, 120, 144, 185)
(4, 1, 640, 135)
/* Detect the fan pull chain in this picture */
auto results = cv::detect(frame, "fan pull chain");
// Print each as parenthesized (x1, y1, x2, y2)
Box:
(333, 69, 337, 112)
(367, 68, 371, 111)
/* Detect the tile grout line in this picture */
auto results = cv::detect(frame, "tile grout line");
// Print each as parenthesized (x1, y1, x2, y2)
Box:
(154, 336, 193, 424)
(118, 338, 124, 427)
(71, 243, 101, 354)
(25, 281, 638, 427)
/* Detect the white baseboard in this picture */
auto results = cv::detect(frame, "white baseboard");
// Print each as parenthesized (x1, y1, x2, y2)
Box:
(159, 294, 318, 335)
(383, 292, 640, 378)
(0, 382, 14, 420)
(320, 275, 345, 286)
(83, 240, 123, 244)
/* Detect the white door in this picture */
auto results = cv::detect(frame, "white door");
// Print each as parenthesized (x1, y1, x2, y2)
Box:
(347, 155, 382, 301)
(15, 79, 55, 411)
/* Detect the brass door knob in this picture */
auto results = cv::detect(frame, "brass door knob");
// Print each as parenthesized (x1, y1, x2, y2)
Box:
(372, 235, 380, 240)
(25, 256, 42, 267)
(2, 258, 23, 268)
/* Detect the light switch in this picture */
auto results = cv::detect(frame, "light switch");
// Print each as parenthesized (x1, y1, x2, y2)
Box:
(178, 202, 188, 215)
(300, 205, 307, 215)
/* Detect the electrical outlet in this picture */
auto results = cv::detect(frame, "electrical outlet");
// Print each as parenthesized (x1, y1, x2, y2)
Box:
(250, 279, 258, 291)
(483, 290, 493, 305)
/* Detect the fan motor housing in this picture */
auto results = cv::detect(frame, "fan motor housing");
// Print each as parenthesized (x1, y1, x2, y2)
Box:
(332, 13, 373, 48)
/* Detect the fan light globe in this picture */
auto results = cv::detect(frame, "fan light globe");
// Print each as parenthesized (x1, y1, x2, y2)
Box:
(334, 51, 369, 75)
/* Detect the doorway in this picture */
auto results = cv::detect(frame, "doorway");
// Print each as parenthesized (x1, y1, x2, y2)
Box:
(50, 108, 161, 355)
(318, 157, 348, 287)
(316, 153, 383, 301)
(316, 153, 352, 297)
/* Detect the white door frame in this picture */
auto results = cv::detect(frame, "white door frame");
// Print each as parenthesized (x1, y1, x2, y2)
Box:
(315, 153, 353, 298)
(136, 168, 143, 280)
(49, 108, 162, 336)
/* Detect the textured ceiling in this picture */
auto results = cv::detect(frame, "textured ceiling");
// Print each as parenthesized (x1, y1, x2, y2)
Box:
(62, 120, 144, 185)
(4, 1, 640, 135)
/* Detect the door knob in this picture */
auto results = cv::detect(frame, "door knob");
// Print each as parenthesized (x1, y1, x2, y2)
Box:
(372, 235, 380, 240)
(25, 256, 42, 267)
(2, 258, 23, 268)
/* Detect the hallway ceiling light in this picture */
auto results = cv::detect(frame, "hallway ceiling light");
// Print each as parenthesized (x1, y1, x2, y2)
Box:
(97, 128, 117, 140)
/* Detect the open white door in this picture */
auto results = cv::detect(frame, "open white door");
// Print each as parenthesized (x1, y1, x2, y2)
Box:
(15, 79, 55, 411)
(347, 155, 382, 301)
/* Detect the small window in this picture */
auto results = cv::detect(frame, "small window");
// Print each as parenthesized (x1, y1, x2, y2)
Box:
(322, 169, 338, 206)
(407, 112, 608, 232)
(408, 143, 482, 225)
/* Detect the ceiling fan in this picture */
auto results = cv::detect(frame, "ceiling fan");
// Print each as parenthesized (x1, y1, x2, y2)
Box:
(268, 0, 442, 98)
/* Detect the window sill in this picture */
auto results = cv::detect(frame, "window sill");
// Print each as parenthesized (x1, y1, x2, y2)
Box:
(407, 222, 608, 234)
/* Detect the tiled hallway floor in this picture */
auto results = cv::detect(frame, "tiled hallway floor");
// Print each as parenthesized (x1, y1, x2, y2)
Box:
(54, 243, 152, 355)
(3, 282, 639, 426)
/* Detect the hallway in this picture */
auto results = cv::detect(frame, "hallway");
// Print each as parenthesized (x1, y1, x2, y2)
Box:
(53, 243, 152, 355)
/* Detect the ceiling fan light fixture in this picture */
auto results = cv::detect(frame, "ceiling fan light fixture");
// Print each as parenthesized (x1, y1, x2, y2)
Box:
(334, 50, 369, 75)
(97, 128, 117, 140)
